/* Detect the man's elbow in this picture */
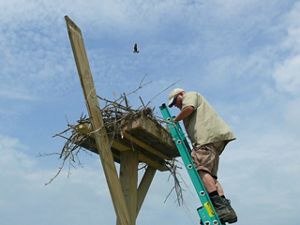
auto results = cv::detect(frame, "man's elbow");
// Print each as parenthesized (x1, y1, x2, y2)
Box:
(185, 106, 194, 115)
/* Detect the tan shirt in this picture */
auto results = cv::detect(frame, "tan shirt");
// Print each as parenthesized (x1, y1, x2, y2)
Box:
(182, 92, 236, 147)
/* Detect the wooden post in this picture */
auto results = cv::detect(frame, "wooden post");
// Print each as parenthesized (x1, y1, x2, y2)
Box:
(65, 16, 130, 225)
(117, 151, 138, 225)
(137, 166, 156, 215)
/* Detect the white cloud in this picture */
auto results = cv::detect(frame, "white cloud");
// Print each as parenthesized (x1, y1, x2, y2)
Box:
(1, 130, 298, 225)
(272, 2, 300, 95)
(284, 97, 300, 131)
(0, 0, 80, 102)
(273, 55, 300, 94)
(0, 86, 37, 101)
(0, 134, 203, 225)
(282, 1, 300, 53)
(0, 134, 114, 225)
(0, 0, 286, 103)
(220, 127, 300, 224)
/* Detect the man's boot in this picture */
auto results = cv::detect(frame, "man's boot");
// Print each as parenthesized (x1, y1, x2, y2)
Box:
(210, 195, 237, 224)
(222, 198, 238, 223)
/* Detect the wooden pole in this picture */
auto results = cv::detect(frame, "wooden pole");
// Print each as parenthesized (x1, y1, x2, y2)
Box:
(117, 151, 138, 225)
(137, 166, 156, 215)
(65, 16, 130, 225)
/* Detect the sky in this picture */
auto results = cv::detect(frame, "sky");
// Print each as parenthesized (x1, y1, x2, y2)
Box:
(0, 0, 300, 225)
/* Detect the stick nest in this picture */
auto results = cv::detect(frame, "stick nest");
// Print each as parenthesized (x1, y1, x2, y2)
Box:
(47, 95, 185, 206)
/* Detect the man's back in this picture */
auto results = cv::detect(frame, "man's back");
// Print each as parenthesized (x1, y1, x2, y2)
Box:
(182, 91, 236, 147)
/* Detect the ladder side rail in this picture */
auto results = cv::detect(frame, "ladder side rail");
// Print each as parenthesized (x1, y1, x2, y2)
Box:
(160, 104, 223, 225)
(175, 122, 191, 154)
(167, 119, 218, 217)
(160, 104, 211, 201)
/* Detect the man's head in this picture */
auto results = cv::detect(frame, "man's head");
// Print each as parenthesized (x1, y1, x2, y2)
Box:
(168, 88, 185, 108)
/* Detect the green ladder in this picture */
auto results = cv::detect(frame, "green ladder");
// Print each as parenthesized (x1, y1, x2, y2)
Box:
(159, 104, 224, 225)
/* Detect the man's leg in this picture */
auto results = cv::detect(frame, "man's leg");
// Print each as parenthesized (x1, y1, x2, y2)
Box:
(192, 142, 237, 223)
(215, 180, 224, 196)
(215, 180, 237, 223)
(212, 142, 237, 223)
(199, 171, 217, 193)
(199, 171, 233, 222)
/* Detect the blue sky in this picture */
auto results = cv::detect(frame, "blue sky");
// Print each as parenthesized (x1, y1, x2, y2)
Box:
(1, 1, 300, 225)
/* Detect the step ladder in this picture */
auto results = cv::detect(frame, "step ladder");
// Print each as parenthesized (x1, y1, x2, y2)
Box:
(159, 103, 224, 225)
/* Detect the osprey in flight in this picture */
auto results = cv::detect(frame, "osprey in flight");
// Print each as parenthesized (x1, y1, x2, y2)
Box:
(133, 43, 139, 53)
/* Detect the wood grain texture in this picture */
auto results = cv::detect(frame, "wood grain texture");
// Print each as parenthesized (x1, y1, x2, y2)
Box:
(65, 16, 130, 225)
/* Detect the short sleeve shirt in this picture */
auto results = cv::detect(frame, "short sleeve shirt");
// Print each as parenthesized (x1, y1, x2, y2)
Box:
(182, 92, 236, 147)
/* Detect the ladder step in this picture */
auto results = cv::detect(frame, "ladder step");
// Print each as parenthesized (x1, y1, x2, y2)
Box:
(197, 206, 219, 225)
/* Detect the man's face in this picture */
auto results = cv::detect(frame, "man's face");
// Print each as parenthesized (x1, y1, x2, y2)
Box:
(174, 93, 183, 109)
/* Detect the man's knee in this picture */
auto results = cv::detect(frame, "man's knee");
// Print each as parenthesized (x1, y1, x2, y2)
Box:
(199, 170, 216, 181)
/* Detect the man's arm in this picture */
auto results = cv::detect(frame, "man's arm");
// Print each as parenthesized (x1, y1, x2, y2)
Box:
(174, 106, 194, 122)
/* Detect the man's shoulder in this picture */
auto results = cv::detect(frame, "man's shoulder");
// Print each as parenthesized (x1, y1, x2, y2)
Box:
(184, 91, 203, 101)
(184, 91, 201, 97)
(182, 92, 202, 109)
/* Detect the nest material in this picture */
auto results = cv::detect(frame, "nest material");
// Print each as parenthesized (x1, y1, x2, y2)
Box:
(49, 95, 184, 205)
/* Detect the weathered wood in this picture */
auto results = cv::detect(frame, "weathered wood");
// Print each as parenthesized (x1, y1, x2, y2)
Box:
(112, 141, 131, 152)
(123, 114, 178, 158)
(123, 132, 172, 160)
(65, 16, 130, 225)
(112, 141, 168, 171)
(138, 153, 167, 171)
(117, 151, 138, 225)
(137, 166, 157, 215)
(78, 137, 168, 171)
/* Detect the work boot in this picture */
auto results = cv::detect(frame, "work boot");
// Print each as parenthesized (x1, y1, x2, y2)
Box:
(222, 198, 238, 223)
(210, 195, 237, 224)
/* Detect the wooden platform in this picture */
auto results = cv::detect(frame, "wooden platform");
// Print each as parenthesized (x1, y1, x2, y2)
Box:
(77, 113, 179, 171)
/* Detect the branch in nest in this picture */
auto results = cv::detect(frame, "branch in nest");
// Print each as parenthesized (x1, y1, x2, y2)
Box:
(164, 159, 185, 206)
(43, 115, 93, 185)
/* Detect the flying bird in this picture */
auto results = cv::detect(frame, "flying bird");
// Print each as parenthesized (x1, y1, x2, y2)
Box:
(133, 43, 139, 53)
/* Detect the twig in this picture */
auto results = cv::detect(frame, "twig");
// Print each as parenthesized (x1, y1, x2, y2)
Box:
(139, 96, 146, 108)
(45, 160, 65, 185)
(146, 80, 181, 107)
(164, 159, 184, 206)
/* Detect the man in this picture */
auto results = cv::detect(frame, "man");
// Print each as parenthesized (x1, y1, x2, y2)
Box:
(168, 88, 237, 224)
